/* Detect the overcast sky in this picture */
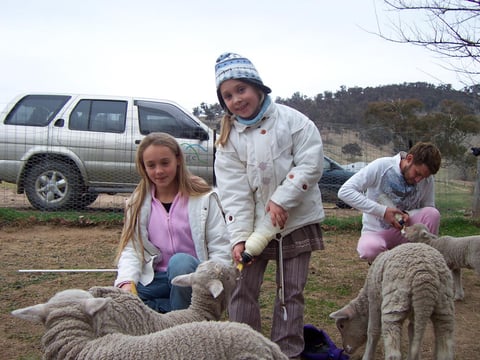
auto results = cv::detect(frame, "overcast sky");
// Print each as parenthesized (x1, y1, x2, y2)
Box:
(0, 0, 466, 111)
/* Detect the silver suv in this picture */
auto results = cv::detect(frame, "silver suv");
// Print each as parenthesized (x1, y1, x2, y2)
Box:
(0, 93, 215, 211)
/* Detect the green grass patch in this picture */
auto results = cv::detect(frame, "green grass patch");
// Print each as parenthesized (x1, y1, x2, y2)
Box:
(3, 207, 480, 235)
(440, 215, 480, 236)
(435, 179, 474, 216)
(0, 208, 124, 227)
(322, 215, 362, 232)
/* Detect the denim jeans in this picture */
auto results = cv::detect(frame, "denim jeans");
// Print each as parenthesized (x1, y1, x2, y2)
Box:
(136, 253, 199, 313)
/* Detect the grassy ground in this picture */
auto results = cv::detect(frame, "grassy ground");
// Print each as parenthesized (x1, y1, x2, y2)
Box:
(1, 208, 480, 359)
(1, 178, 480, 359)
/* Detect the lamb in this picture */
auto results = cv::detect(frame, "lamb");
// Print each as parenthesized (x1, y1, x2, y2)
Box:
(329, 242, 455, 360)
(88, 259, 238, 336)
(403, 222, 480, 301)
(11, 288, 288, 360)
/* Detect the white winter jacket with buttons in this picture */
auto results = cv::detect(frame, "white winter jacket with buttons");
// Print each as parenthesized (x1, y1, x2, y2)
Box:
(114, 188, 231, 287)
(214, 101, 325, 249)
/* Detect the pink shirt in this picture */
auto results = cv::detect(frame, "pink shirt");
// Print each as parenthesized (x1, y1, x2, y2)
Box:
(148, 191, 196, 272)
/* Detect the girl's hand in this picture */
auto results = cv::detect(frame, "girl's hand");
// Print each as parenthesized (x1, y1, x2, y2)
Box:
(119, 282, 135, 293)
(232, 242, 246, 264)
(266, 201, 288, 228)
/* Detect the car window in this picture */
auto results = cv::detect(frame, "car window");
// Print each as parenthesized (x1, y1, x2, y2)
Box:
(69, 99, 127, 133)
(323, 157, 332, 171)
(4, 95, 71, 126)
(136, 100, 207, 139)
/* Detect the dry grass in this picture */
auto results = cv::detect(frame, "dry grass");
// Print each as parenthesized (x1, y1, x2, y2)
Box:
(1, 219, 479, 359)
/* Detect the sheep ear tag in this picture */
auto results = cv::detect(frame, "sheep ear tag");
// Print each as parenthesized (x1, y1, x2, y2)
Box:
(207, 279, 224, 298)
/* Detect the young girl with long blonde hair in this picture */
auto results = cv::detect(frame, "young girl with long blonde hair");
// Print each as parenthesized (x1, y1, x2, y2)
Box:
(114, 132, 230, 312)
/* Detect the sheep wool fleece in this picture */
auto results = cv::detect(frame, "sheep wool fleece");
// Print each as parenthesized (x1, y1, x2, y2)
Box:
(12, 289, 288, 360)
(330, 242, 455, 359)
(404, 222, 480, 301)
(87, 260, 239, 336)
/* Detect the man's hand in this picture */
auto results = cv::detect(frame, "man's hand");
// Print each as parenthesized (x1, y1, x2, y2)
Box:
(384, 207, 409, 230)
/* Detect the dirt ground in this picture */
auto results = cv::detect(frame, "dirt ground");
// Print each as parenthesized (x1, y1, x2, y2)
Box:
(0, 192, 479, 359)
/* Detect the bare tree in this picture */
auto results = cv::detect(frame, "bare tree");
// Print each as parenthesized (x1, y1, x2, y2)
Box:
(377, 0, 480, 81)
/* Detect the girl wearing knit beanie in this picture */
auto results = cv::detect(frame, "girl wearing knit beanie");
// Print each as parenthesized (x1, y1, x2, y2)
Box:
(214, 52, 326, 359)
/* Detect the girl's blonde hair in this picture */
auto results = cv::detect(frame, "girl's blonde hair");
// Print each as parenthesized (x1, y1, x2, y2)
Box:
(215, 113, 235, 147)
(115, 132, 211, 263)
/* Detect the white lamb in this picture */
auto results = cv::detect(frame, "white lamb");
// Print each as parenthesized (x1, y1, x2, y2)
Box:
(11, 288, 289, 360)
(403, 222, 480, 301)
(88, 259, 238, 335)
(329, 242, 455, 360)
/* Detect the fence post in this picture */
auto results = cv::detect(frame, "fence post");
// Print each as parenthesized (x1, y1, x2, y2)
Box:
(472, 155, 480, 218)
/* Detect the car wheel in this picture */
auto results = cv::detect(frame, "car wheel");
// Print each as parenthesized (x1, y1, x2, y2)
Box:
(24, 160, 82, 211)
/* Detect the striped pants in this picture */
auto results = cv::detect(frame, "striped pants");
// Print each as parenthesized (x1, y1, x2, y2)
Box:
(228, 251, 311, 359)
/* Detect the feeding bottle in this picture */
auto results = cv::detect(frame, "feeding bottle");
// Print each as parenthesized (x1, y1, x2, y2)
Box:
(237, 215, 281, 270)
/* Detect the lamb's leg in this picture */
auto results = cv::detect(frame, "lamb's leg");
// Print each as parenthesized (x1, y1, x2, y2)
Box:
(362, 311, 382, 360)
(362, 331, 380, 360)
(381, 312, 405, 360)
(406, 272, 440, 360)
(431, 304, 455, 360)
(451, 268, 464, 301)
(406, 313, 429, 360)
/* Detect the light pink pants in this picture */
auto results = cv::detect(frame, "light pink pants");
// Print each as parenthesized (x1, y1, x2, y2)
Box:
(357, 206, 441, 262)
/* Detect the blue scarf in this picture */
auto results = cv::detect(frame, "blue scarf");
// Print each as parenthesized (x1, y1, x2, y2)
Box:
(236, 95, 271, 126)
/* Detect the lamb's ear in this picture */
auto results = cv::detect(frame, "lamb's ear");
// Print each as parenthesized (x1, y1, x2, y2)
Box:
(329, 305, 353, 320)
(420, 228, 430, 239)
(11, 303, 49, 324)
(171, 273, 194, 287)
(84, 297, 111, 316)
(207, 279, 224, 298)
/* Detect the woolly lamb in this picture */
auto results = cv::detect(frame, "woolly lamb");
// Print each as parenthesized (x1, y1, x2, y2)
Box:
(11, 289, 288, 360)
(404, 222, 480, 301)
(329, 242, 455, 360)
(88, 259, 238, 336)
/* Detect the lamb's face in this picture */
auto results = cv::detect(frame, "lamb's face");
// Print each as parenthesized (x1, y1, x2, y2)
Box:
(329, 310, 368, 354)
(403, 223, 433, 243)
(196, 260, 239, 293)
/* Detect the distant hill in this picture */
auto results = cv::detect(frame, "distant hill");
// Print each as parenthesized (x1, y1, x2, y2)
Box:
(275, 82, 480, 128)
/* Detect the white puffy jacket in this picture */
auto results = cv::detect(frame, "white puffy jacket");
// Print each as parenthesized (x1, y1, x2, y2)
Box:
(214, 101, 325, 248)
(114, 189, 231, 286)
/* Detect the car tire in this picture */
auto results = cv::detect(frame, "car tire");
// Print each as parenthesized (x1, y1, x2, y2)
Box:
(24, 160, 83, 211)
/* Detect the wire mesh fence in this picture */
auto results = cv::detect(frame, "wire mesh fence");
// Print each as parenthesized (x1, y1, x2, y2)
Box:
(0, 94, 477, 217)
(0, 94, 216, 212)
